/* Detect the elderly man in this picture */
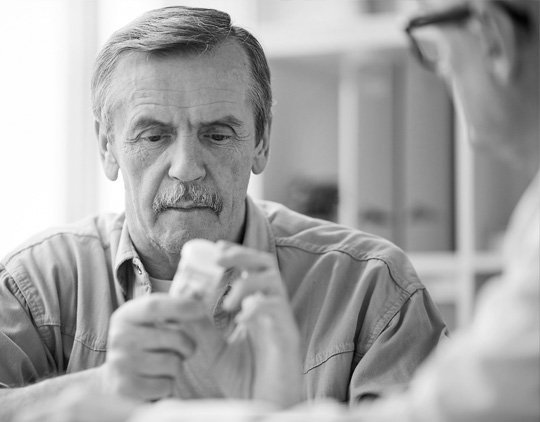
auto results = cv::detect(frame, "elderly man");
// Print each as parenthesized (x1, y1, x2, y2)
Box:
(0, 5, 448, 422)
(23, 0, 537, 421)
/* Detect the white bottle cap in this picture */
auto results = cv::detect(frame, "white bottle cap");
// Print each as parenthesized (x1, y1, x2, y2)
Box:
(181, 239, 221, 268)
(170, 239, 224, 299)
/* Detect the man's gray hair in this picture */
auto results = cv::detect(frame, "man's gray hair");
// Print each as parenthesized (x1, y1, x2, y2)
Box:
(91, 6, 272, 142)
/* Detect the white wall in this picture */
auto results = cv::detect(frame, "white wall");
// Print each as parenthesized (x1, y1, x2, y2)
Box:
(0, 1, 70, 257)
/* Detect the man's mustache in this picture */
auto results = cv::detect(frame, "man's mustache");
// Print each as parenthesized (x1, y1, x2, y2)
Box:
(152, 182, 224, 216)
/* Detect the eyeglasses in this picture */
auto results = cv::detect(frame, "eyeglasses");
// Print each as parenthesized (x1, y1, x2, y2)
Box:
(404, 4, 473, 72)
(405, 2, 531, 72)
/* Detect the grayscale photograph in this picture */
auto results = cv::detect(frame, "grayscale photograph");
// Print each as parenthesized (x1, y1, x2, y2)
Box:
(0, 1, 538, 421)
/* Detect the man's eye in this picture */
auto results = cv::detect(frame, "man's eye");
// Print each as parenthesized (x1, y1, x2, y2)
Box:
(140, 134, 171, 143)
(205, 133, 232, 142)
(146, 135, 164, 142)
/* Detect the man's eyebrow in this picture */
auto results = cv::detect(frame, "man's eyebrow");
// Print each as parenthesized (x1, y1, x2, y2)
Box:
(128, 116, 172, 133)
(203, 115, 245, 128)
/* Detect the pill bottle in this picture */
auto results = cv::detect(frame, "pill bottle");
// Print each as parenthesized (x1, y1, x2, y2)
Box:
(169, 239, 225, 301)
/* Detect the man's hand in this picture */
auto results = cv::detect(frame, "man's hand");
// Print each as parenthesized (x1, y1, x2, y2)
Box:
(167, 241, 304, 407)
(98, 294, 207, 401)
(215, 242, 305, 407)
(97, 243, 304, 407)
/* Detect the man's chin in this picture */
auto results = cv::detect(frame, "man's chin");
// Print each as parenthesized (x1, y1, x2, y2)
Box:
(154, 213, 220, 251)
(157, 207, 219, 224)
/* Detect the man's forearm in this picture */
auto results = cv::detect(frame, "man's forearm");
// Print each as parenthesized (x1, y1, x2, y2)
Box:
(0, 367, 101, 422)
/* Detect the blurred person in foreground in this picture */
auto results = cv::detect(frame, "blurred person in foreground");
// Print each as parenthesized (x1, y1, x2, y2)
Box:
(0, 5, 449, 422)
(14, 0, 537, 421)
(271, 0, 540, 420)
(273, 0, 540, 420)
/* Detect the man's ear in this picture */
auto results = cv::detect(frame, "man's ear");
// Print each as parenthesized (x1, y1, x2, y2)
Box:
(478, 3, 519, 84)
(95, 120, 120, 181)
(252, 122, 270, 175)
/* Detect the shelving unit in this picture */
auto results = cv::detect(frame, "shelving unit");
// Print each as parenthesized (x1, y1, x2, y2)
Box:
(250, 14, 522, 330)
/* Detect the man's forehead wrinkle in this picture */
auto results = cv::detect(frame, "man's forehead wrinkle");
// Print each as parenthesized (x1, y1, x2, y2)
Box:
(129, 99, 246, 110)
(130, 87, 246, 95)
(121, 85, 248, 111)
(123, 62, 250, 86)
(125, 82, 247, 102)
(115, 71, 249, 99)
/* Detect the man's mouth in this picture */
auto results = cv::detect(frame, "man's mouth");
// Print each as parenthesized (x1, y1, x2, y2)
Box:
(163, 202, 211, 212)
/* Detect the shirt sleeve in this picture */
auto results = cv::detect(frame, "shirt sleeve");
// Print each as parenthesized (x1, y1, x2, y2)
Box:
(0, 265, 55, 387)
(348, 287, 449, 403)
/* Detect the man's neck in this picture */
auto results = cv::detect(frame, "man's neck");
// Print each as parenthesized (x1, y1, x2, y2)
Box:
(138, 246, 181, 281)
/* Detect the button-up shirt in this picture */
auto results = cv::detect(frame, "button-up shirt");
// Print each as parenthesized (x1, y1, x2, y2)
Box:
(0, 197, 447, 402)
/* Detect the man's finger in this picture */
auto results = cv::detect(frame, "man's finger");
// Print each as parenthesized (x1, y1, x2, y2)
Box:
(111, 294, 207, 325)
(223, 270, 286, 311)
(106, 349, 186, 377)
(107, 324, 197, 358)
(114, 375, 174, 401)
(236, 294, 283, 322)
(216, 241, 275, 271)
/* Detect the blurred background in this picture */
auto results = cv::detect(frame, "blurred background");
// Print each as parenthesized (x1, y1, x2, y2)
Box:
(0, 0, 529, 330)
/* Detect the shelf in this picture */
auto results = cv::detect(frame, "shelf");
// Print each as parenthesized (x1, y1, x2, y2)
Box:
(409, 252, 460, 275)
(253, 14, 407, 59)
(409, 251, 503, 275)
(473, 251, 505, 273)
(409, 251, 503, 305)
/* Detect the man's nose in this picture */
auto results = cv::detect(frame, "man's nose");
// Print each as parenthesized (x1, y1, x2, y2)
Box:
(168, 135, 206, 182)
